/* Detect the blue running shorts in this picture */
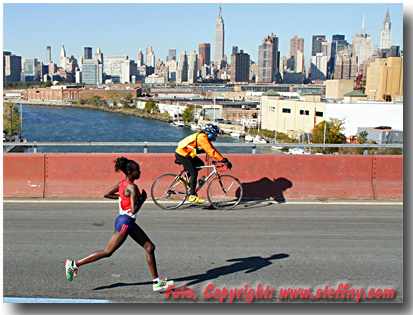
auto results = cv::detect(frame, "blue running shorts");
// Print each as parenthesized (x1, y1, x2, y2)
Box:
(114, 215, 137, 235)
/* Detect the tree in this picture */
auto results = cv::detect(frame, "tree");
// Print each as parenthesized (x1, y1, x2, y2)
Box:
(182, 105, 195, 123)
(116, 90, 133, 104)
(90, 95, 103, 106)
(352, 131, 369, 155)
(3, 102, 22, 137)
(106, 90, 133, 106)
(144, 99, 158, 113)
(106, 90, 118, 105)
(311, 118, 346, 153)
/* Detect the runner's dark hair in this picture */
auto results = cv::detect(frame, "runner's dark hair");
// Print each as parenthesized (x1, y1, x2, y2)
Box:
(114, 157, 135, 174)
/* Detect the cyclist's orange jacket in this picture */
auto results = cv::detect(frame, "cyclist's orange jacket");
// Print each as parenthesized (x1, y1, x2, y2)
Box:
(175, 132, 224, 161)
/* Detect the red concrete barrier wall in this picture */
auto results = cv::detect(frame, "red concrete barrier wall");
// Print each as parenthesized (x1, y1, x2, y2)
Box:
(228, 155, 377, 200)
(43, 154, 185, 198)
(3, 154, 403, 200)
(372, 156, 403, 200)
(3, 154, 45, 198)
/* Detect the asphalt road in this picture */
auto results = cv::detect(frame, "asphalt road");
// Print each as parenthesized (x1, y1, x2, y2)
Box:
(3, 198, 403, 305)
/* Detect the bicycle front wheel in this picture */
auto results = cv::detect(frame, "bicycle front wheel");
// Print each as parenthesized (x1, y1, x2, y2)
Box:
(151, 174, 188, 210)
(207, 175, 243, 210)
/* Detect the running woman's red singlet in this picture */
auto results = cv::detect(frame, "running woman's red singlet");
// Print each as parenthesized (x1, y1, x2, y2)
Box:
(118, 179, 141, 219)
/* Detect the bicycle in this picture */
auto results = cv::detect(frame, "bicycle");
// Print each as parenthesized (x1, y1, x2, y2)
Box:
(151, 159, 243, 210)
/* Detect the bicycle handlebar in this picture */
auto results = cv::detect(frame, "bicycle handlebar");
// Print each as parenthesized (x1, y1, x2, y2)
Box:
(212, 160, 228, 172)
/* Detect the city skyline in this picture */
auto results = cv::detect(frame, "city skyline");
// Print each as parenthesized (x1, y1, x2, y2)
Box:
(3, 2, 404, 70)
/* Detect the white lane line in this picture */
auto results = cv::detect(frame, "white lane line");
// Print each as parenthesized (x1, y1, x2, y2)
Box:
(3, 199, 403, 205)
(3, 297, 111, 303)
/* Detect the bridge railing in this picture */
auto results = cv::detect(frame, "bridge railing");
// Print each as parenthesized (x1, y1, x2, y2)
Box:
(3, 141, 403, 154)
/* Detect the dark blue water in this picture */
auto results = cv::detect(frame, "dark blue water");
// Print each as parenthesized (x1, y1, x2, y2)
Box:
(20, 105, 260, 154)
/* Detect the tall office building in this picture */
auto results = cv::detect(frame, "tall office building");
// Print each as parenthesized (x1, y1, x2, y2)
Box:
(357, 36, 374, 67)
(311, 35, 325, 56)
(333, 48, 358, 80)
(146, 46, 155, 67)
(187, 50, 198, 84)
(290, 36, 304, 60)
(60, 43, 67, 69)
(365, 56, 403, 100)
(82, 59, 103, 85)
(198, 43, 210, 69)
(146, 46, 153, 58)
(137, 49, 144, 67)
(310, 53, 328, 81)
(46, 46, 51, 64)
(230, 50, 250, 83)
(257, 33, 279, 83)
(329, 35, 347, 78)
(104, 56, 131, 83)
(295, 50, 305, 73)
(176, 51, 188, 84)
(167, 49, 177, 62)
(214, 5, 224, 67)
(84, 47, 92, 59)
(3, 52, 22, 82)
(22, 58, 43, 81)
(331, 35, 347, 55)
(95, 45, 103, 66)
(353, 34, 365, 56)
(145, 46, 155, 67)
(380, 7, 392, 49)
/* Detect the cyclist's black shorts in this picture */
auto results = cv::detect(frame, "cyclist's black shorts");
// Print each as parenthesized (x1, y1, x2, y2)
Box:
(174, 152, 204, 176)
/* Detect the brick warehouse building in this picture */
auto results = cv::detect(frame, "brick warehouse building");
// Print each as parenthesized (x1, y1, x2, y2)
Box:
(27, 86, 84, 101)
(27, 84, 141, 102)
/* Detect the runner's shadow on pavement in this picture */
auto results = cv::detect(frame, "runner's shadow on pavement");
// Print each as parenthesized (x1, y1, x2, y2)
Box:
(172, 253, 290, 287)
(237, 177, 293, 204)
(93, 253, 289, 291)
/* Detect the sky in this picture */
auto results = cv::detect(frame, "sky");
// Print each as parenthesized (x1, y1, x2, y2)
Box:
(2, 1, 406, 70)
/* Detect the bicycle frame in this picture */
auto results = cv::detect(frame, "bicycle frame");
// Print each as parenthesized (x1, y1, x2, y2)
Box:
(151, 160, 242, 210)
(181, 162, 227, 193)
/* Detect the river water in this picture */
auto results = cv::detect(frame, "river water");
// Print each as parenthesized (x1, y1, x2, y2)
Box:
(20, 105, 273, 154)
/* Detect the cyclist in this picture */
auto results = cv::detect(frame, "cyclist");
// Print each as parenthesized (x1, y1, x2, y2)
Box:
(175, 123, 232, 204)
(65, 157, 174, 292)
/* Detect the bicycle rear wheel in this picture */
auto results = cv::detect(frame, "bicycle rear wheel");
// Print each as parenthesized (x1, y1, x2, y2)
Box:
(207, 175, 243, 210)
(151, 174, 188, 210)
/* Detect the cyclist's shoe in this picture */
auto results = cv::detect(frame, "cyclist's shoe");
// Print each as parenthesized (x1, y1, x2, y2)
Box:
(179, 178, 189, 188)
(153, 277, 174, 292)
(65, 259, 78, 281)
(188, 196, 205, 204)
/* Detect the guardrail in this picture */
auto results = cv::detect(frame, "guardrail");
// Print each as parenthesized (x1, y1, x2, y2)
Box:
(3, 141, 403, 154)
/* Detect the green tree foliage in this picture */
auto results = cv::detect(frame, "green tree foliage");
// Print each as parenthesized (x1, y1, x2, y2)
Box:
(117, 90, 133, 104)
(3, 102, 22, 137)
(105, 90, 133, 106)
(312, 118, 346, 153)
(82, 92, 102, 106)
(353, 130, 369, 155)
(182, 105, 195, 123)
(43, 81, 53, 88)
(144, 99, 159, 113)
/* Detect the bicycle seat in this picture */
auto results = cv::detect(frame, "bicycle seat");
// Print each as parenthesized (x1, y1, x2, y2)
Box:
(174, 159, 182, 165)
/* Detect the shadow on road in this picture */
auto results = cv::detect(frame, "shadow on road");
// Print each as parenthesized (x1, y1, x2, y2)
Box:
(93, 253, 289, 291)
(237, 177, 293, 203)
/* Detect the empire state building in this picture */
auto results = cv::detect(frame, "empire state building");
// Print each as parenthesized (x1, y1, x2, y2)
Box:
(214, 5, 224, 67)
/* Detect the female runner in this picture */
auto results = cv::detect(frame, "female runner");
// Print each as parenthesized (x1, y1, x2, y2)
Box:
(65, 157, 174, 291)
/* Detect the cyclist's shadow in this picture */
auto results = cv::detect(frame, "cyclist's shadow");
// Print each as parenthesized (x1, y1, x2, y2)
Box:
(237, 177, 293, 203)
(172, 253, 289, 287)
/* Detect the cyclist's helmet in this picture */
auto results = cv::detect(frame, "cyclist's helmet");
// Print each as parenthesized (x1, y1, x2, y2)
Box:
(203, 124, 221, 139)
